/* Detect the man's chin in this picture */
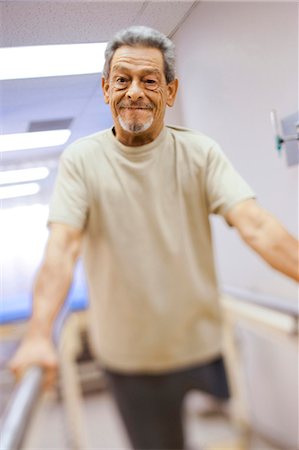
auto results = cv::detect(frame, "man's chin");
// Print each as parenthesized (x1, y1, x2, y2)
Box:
(117, 116, 153, 134)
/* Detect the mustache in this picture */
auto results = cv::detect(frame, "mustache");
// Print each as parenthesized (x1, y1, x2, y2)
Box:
(118, 101, 154, 110)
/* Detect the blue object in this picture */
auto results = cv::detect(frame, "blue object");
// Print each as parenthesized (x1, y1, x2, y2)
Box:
(0, 286, 89, 325)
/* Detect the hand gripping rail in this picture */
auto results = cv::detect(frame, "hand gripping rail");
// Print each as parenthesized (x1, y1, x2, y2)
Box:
(0, 304, 70, 450)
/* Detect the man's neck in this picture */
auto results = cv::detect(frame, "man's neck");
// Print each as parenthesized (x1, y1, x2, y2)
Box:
(114, 123, 164, 147)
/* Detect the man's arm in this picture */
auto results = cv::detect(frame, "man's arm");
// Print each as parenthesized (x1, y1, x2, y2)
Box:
(29, 223, 83, 338)
(9, 223, 83, 386)
(226, 199, 299, 282)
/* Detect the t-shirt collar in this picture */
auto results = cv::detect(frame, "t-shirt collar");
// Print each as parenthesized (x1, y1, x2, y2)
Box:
(108, 126, 167, 160)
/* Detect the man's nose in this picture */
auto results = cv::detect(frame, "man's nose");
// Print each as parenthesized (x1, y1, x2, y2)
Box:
(126, 80, 144, 100)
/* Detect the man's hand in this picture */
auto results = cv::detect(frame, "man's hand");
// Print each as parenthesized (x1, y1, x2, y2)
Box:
(9, 336, 59, 389)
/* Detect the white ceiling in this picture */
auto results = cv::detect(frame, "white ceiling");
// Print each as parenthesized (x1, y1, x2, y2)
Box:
(0, 1, 196, 47)
(0, 0, 196, 206)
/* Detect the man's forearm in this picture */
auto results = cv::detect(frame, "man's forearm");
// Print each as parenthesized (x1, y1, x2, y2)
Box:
(256, 233, 298, 281)
(26, 224, 82, 340)
(27, 258, 74, 339)
(227, 200, 299, 282)
(243, 213, 299, 281)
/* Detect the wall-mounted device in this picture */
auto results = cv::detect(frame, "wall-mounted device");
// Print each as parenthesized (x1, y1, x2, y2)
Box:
(270, 110, 299, 166)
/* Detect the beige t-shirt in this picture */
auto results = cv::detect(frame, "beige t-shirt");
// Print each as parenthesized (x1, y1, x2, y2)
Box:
(49, 125, 254, 373)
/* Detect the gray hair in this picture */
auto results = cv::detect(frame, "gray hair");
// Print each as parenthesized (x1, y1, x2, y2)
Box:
(103, 26, 176, 83)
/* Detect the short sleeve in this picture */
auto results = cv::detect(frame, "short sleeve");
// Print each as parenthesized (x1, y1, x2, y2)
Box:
(205, 143, 255, 220)
(48, 153, 89, 230)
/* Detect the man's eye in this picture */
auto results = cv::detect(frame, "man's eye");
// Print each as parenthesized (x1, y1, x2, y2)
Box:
(116, 77, 128, 83)
(114, 77, 129, 88)
(144, 79, 158, 90)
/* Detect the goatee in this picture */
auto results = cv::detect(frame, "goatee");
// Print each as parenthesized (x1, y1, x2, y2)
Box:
(117, 116, 154, 134)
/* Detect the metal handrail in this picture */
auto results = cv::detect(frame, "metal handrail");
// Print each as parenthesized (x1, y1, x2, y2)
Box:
(0, 303, 72, 450)
(222, 285, 298, 318)
(0, 367, 43, 450)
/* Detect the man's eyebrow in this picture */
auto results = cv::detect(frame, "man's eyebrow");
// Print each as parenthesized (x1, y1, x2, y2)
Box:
(111, 64, 161, 76)
(142, 68, 161, 77)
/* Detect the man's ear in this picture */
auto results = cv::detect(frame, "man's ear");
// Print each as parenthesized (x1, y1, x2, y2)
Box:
(166, 78, 178, 107)
(102, 77, 110, 104)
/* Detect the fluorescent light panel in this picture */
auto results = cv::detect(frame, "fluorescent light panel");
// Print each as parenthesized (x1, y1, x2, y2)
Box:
(0, 167, 50, 185)
(0, 183, 40, 200)
(0, 129, 71, 152)
(0, 43, 107, 80)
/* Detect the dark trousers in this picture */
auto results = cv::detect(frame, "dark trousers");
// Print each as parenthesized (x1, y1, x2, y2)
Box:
(105, 357, 230, 450)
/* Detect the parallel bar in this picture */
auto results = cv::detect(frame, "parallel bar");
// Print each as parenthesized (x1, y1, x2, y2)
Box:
(0, 367, 43, 450)
(0, 303, 71, 450)
(222, 285, 298, 318)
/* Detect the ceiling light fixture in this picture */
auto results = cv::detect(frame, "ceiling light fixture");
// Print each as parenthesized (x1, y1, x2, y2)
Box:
(0, 183, 40, 200)
(0, 129, 71, 152)
(0, 43, 107, 80)
(0, 167, 50, 185)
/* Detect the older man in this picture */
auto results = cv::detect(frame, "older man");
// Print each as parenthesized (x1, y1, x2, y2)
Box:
(11, 26, 298, 449)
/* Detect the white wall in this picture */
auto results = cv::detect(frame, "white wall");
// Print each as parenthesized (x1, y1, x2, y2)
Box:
(169, 2, 298, 301)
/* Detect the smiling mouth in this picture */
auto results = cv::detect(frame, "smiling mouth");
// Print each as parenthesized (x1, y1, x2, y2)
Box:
(121, 107, 152, 110)
(118, 102, 154, 110)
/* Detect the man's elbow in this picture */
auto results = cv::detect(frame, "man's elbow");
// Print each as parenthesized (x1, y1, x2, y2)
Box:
(228, 202, 279, 255)
(227, 200, 268, 246)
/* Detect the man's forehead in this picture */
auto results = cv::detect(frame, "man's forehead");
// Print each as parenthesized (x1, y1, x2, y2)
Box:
(110, 45, 164, 71)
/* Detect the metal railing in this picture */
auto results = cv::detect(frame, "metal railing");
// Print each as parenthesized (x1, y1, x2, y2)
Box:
(222, 285, 298, 317)
(0, 304, 71, 450)
(0, 367, 43, 450)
